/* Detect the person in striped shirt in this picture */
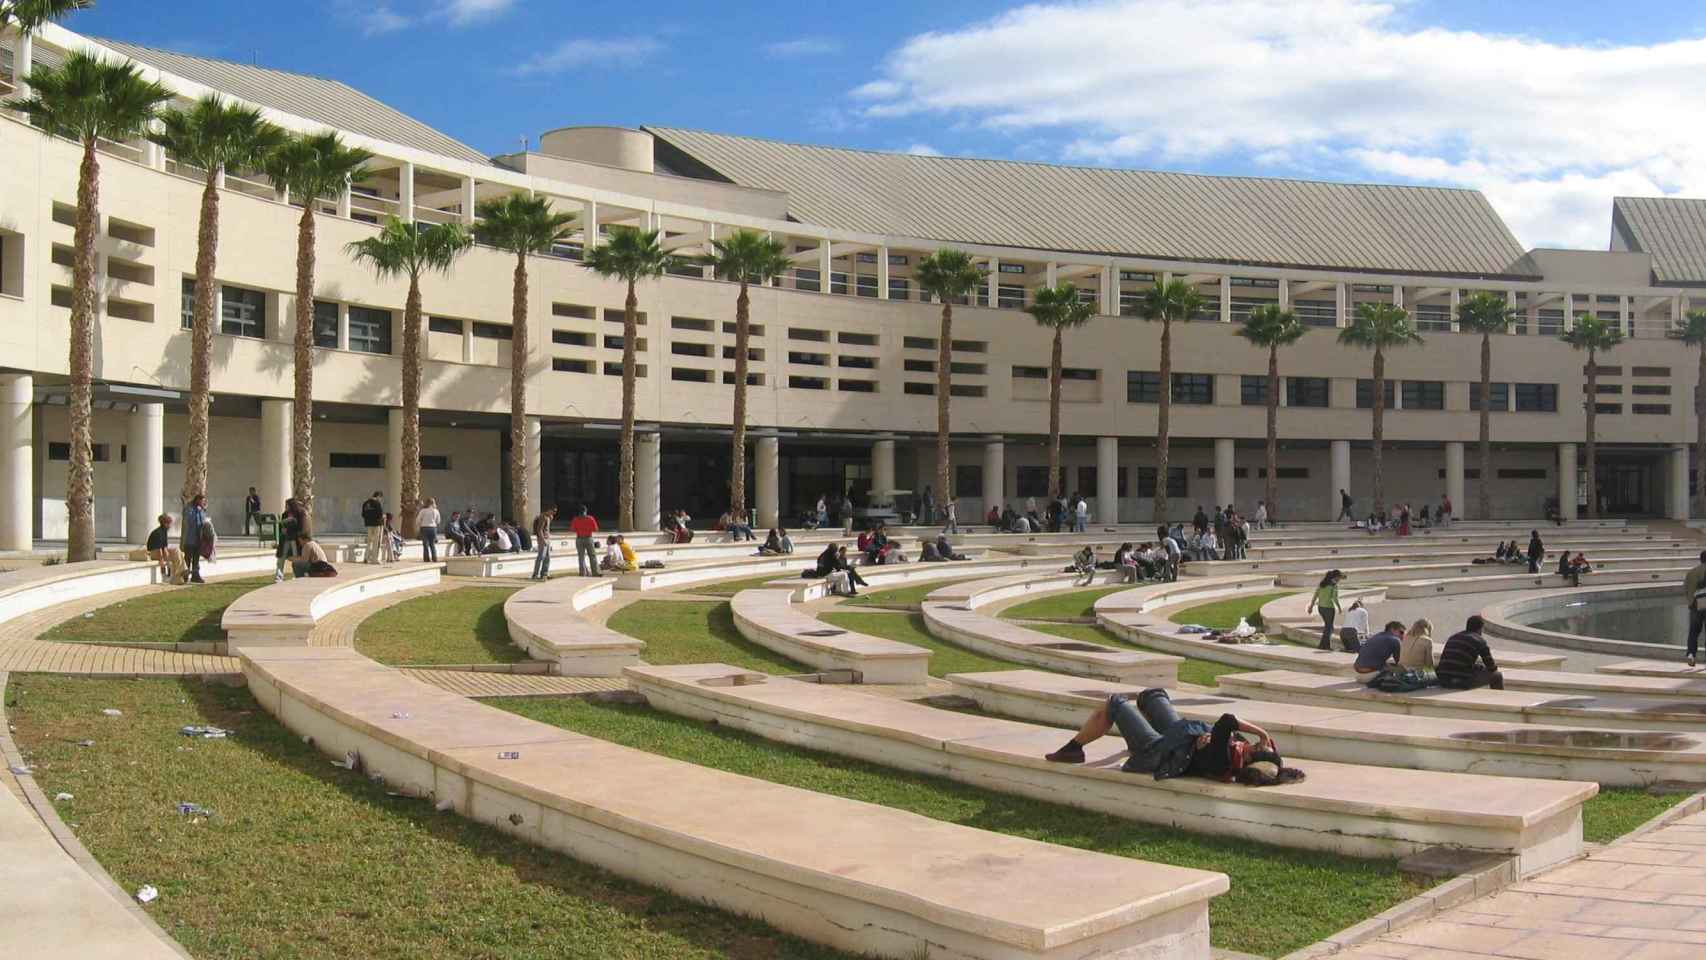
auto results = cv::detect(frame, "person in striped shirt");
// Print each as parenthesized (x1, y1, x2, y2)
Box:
(1437, 615, 1503, 691)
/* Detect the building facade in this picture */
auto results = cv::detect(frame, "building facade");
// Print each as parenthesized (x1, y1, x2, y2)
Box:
(2, 25, 1704, 541)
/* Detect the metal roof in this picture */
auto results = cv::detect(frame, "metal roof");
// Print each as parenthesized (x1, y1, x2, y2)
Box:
(84, 38, 492, 166)
(1611, 197, 1706, 284)
(648, 127, 1532, 278)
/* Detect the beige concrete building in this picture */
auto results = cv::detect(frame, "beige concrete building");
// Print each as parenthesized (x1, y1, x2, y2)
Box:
(2, 24, 1704, 540)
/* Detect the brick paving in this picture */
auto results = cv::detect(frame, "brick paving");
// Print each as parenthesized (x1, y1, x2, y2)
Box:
(0, 583, 240, 676)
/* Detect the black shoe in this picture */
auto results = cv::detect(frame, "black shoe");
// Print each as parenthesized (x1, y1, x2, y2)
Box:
(1046, 743, 1085, 764)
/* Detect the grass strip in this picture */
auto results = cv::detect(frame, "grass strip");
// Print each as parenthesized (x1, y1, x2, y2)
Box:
(1582, 786, 1688, 843)
(1027, 622, 1249, 687)
(41, 576, 273, 646)
(999, 585, 1131, 621)
(818, 610, 1022, 676)
(354, 586, 529, 665)
(608, 599, 809, 674)
(8, 675, 845, 960)
(1167, 591, 1296, 632)
(684, 573, 794, 597)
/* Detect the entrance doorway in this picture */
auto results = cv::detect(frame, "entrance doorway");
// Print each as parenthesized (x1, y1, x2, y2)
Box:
(1594, 457, 1657, 516)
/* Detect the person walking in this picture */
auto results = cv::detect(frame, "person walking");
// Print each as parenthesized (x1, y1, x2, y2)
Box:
(1684, 550, 1706, 668)
(1526, 529, 1545, 575)
(181, 494, 210, 584)
(1438, 493, 1453, 528)
(943, 496, 959, 534)
(243, 486, 261, 536)
(360, 490, 385, 564)
(1337, 489, 1354, 522)
(531, 507, 558, 580)
(1305, 569, 1344, 651)
(569, 505, 599, 577)
(417, 497, 440, 563)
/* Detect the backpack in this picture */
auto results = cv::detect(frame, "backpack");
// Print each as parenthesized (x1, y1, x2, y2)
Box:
(1369, 667, 1434, 693)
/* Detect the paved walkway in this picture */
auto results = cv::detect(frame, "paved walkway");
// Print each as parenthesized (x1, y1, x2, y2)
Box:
(0, 582, 239, 675)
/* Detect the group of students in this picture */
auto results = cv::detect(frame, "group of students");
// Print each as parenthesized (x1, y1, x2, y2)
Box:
(1071, 536, 1178, 586)
(144, 493, 216, 585)
(992, 493, 1091, 534)
(1308, 570, 1505, 690)
(1342, 491, 1454, 533)
(1189, 504, 1258, 560)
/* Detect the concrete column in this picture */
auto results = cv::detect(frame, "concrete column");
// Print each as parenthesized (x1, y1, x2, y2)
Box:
(1671, 443, 1691, 520)
(125, 403, 163, 544)
(877, 246, 890, 300)
(1214, 438, 1236, 509)
(1335, 282, 1348, 328)
(461, 321, 474, 363)
(0, 374, 32, 552)
(385, 407, 404, 510)
(1393, 285, 1405, 309)
(581, 200, 598, 251)
(258, 399, 291, 522)
(1444, 441, 1465, 519)
(1220, 275, 1233, 323)
(1278, 278, 1291, 310)
(1558, 443, 1579, 521)
(461, 177, 477, 225)
(755, 435, 780, 528)
(986, 258, 999, 307)
(1096, 436, 1119, 524)
(1046, 262, 1059, 287)
(818, 240, 832, 293)
(336, 182, 352, 219)
(1101, 267, 1116, 315)
(634, 431, 661, 531)
(1449, 288, 1462, 332)
(336, 303, 350, 351)
(1330, 439, 1351, 520)
(871, 437, 896, 500)
(525, 417, 542, 517)
(397, 162, 414, 222)
(13, 32, 31, 100)
(982, 438, 1005, 513)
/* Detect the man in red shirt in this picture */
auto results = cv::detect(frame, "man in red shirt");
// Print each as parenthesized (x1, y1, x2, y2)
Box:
(569, 505, 600, 577)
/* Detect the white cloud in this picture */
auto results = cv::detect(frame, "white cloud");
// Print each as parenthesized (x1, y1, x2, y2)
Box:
(902, 143, 942, 156)
(854, 0, 1706, 248)
(765, 37, 840, 58)
(348, 4, 411, 35)
(441, 0, 514, 25)
(513, 36, 663, 76)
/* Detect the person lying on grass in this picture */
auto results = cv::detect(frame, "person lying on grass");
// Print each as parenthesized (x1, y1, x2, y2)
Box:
(1045, 689, 1304, 785)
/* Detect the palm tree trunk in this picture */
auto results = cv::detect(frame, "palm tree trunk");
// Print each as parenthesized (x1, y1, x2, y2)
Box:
(1265, 344, 1279, 516)
(618, 281, 638, 531)
(1047, 326, 1062, 500)
(729, 281, 750, 519)
(1696, 345, 1706, 519)
(1585, 352, 1598, 519)
(1478, 332, 1492, 520)
(508, 252, 530, 525)
(65, 138, 100, 561)
(1154, 316, 1172, 522)
(290, 203, 315, 527)
(182, 169, 220, 506)
(399, 278, 422, 537)
(935, 302, 953, 506)
(1372, 347, 1385, 516)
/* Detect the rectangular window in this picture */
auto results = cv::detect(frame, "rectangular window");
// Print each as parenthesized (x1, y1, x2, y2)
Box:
(1136, 467, 1188, 498)
(552, 303, 594, 319)
(472, 322, 512, 340)
(47, 441, 70, 461)
(954, 464, 982, 495)
(187, 282, 266, 338)
(428, 316, 462, 335)
(552, 357, 592, 374)
(1632, 366, 1671, 377)
(1514, 383, 1558, 412)
(602, 362, 646, 378)
(1633, 404, 1672, 415)
(552, 329, 592, 347)
(721, 321, 765, 336)
(838, 355, 877, 369)
(1062, 367, 1098, 381)
(789, 375, 828, 390)
(793, 268, 820, 292)
(1012, 365, 1047, 379)
(721, 371, 764, 386)
(670, 316, 713, 331)
(997, 284, 1026, 309)
(951, 340, 987, 353)
(671, 368, 713, 382)
(1401, 380, 1445, 410)
(1497, 468, 1547, 480)
(1294, 299, 1336, 327)
(603, 334, 646, 351)
(1240, 375, 1268, 406)
(1287, 377, 1330, 408)
(949, 384, 987, 397)
(1594, 403, 1622, 415)
(671, 342, 712, 357)
(788, 351, 828, 366)
(949, 362, 985, 375)
(1356, 379, 1396, 409)
(1631, 384, 1670, 395)
(904, 382, 935, 396)
(789, 327, 829, 342)
(420, 455, 451, 471)
(997, 263, 1026, 274)
(1126, 371, 1161, 403)
(887, 277, 910, 300)
(602, 308, 646, 326)
(1172, 373, 1214, 405)
(1592, 383, 1622, 395)
(904, 336, 937, 350)
(91, 443, 110, 462)
(837, 379, 877, 393)
(163, 446, 182, 464)
(838, 332, 878, 346)
(329, 452, 384, 469)
(346, 306, 392, 354)
(1016, 466, 1063, 498)
(1590, 365, 1622, 376)
(721, 345, 764, 361)
(905, 359, 937, 373)
(1470, 382, 1510, 412)
(1076, 466, 1122, 496)
(313, 300, 340, 348)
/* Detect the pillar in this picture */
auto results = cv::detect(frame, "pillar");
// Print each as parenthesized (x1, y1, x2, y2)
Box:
(397, 162, 414, 222)
(1444, 441, 1465, 519)
(876, 246, 890, 300)
(336, 182, 352, 219)
(13, 32, 31, 100)
(634, 431, 661, 531)
(1096, 436, 1119, 524)
(0, 374, 32, 552)
(1335, 282, 1348, 328)
(525, 416, 542, 517)
(258, 399, 291, 524)
(461, 177, 477, 225)
(126, 403, 163, 544)
(986, 258, 999, 307)
(1219, 275, 1232, 323)
(982, 437, 1004, 513)
(1214, 438, 1236, 509)
(1558, 443, 1579, 522)
(1330, 440, 1351, 520)
(871, 437, 896, 501)
(385, 407, 403, 511)
(1671, 444, 1690, 520)
(755, 435, 779, 528)
(581, 200, 599, 252)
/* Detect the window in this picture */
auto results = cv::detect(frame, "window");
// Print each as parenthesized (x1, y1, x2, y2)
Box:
(343, 306, 390, 354)
(47, 442, 69, 461)
(793, 268, 820, 292)
(1062, 368, 1098, 381)
(1012, 365, 1047, 379)
(1438, 468, 1484, 480)
(1632, 366, 1671, 377)
(163, 446, 181, 464)
(838, 332, 878, 346)
(951, 340, 987, 353)
(1356, 379, 1395, 409)
(1016, 466, 1063, 498)
(553, 358, 592, 373)
(997, 263, 1026, 274)
(1294, 298, 1336, 327)
(1632, 384, 1670, 395)
(604, 334, 647, 351)
(906, 359, 937, 373)
(671, 342, 712, 357)
(182, 281, 268, 338)
(1120, 270, 1154, 282)
(670, 316, 712, 331)
(955, 464, 982, 495)
(310, 300, 341, 348)
(602, 308, 646, 325)
(420, 455, 451, 471)
(1287, 377, 1330, 408)
(552, 302, 594, 319)
(949, 384, 986, 397)
(1594, 403, 1622, 415)
(1470, 382, 1509, 412)
(1136, 467, 1188, 498)
(838, 379, 877, 393)
(1240, 375, 1268, 406)
(603, 362, 647, 377)
(1127, 371, 1161, 403)
(789, 375, 828, 390)
(1593, 383, 1622, 395)
(721, 371, 764, 386)
(671, 368, 712, 383)
(888, 277, 910, 300)
(721, 345, 764, 361)
(904, 336, 937, 350)
(788, 351, 828, 366)
(838, 355, 877, 369)
(107, 218, 153, 246)
(330, 452, 384, 469)
(904, 382, 935, 396)
(1633, 404, 1672, 415)
(1275, 467, 1310, 480)
(1401, 380, 1444, 410)
(1497, 468, 1547, 480)
(429, 316, 463, 335)
(789, 327, 829, 342)
(721, 321, 765, 336)
(997, 284, 1026, 309)
(472, 322, 512, 340)
(1590, 365, 1622, 376)
(950, 361, 985, 375)
(89, 445, 108, 463)
(1514, 383, 1558, 412)
(1172, 373, 1214, 405)
(552, 329, 592, 347)
(1075, 466, 1128, 497)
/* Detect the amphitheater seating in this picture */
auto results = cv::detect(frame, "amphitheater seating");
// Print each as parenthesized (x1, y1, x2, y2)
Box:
(238, 645, 1228, 959)
(1383, 564, 1689, 599)
(729, 584, 931, 683)
(0, 548, 276, 626)
(610, 545, 992, 591)
(627, 662, 1593, 875)
(221, 563, 442, 648)
(501, 577, 640, 676)
(1263, 550, 1700, 586)
(946, 668, 1706, 787)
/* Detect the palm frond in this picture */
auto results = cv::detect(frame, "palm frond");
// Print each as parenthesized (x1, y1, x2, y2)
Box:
(1561, 313, 1624, 352)
(1457, 291, 1516, 336)
(1237, 304, 1307, 348)
(701, 228, 791, 285)
(473, 192, 577, 257)
(3, 0, 91, 32)
(1135, 278, 1207, 324)
(913, 248, 982, 301)
(1025, 282, 1094, 330)
(581, 226, 674, 283)
(344, 216, 470, 282)
(150, 93, 287, 177)
(1680, 310, 1706, 346)
(263, 131, 373, 205)
(7, 50, 172, 144)
(1338, 302, 1424, 350)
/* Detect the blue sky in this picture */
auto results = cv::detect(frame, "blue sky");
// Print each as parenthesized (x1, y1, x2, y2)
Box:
(59, 0, 1706, 249)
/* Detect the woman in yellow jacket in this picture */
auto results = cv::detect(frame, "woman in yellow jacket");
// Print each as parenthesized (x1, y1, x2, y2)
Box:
(1305, 569, 1345, 651)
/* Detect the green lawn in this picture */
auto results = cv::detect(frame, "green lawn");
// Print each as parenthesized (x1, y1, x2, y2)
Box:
(7, 675, 845, 960)
(1001, 585, 1131, 621)
(685, 573, 796, 597)
(498, 695, 1426, 958)
(607, 599, 808, 674)
(1583, 787, 1688, 843)
(1168, 591, 1295, 632)
(842, 574, 993, 609)
(41, 576, 273, 646)
(354, 586, 528, 665)
(1028, 622, 1249, 688)
(818, 610, 1022, 676)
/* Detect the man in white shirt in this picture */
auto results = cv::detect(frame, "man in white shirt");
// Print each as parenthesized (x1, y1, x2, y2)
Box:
(1074, 495, 1089, 532)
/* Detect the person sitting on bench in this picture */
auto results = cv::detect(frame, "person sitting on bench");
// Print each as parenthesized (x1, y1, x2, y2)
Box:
(1045, 689, 1300, 784)
(1400, 617, 1435, 669)
(1071, 544, 1097, 586)
(1438, 615, 1504, 690)
(933, 533, 968, 561)
(291, 533, 337, 578)
(1354, 620, 1406, 674)
(146, 514, 185, 584)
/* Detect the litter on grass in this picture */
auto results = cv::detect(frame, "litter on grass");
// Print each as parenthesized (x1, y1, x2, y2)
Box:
(8, 765, 31, 776)
(53, 792, 72, 802)
(100, 708, 122, 717)
(180, 725, 228, 739)
(176, 802, 211, 817)
(74, 739, 95, 747)
(135, 885, 158, 904)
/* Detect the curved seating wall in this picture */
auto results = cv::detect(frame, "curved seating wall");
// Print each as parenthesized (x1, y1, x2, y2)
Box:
(220, 564, 443, 647)
(501, 577, 640, 676)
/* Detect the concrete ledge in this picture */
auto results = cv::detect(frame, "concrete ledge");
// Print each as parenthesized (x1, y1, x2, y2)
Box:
(1481, 584, 1687, 660)
(502, 577, 641, 676)
(1091, 575, 1283, 615)
(729, 585, 930, 684)
(221, 563, 443, 648)
(628, 663, 1593, 875)
(239, 647, 1228, 959)
(1384, 565, 1688, 599)
(612, 545, 991, 591)
(1259, 591, 1568, 671)
(1260, 549, 1700, 585)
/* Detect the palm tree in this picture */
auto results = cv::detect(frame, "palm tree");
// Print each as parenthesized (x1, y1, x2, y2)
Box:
(913, 250, 983, 507)
(701, 229, 790, 522)
(1236, 305, 1306, 518)
(261, 132, 372, 526)
(473, 193, 576, 525)
(1562, 313, 1624, 519)
(346, 217, 471, 536)
(8, 52, 170, 561)
(1682, 310, 1706, 519)
(151, 95, 285, 506)
(1339, 303, 1424, 516)
(1024, 283, 1094, 500)
(582, 227, 672, 531)
(1457, 292, 1516, 521)
(1136, 279, 1205, 522)
(1, 0, 91, 97)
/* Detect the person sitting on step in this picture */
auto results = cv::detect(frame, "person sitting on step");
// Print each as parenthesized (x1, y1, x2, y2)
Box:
(1354, 620, 1407, 675)
(1437, 615, 1504, 690)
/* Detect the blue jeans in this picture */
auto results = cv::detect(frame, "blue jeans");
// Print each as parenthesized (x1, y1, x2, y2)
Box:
(532, 539, 551, 579)
(575, 536, 596, 577)
(1074, 516, 1087, 532)
(1107, 690, 1182, 770)
(419, 526, 437, 562)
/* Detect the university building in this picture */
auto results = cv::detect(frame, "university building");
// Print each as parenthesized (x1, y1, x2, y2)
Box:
(3, 23, 1705, 542)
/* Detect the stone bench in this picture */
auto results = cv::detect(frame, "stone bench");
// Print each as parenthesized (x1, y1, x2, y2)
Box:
(1265, 550, 1702, 586)
(1190, 543, 1692, 578)
(946, 668, 1706, 787)
(628, 662, 1593, 876)
(221, 563, 442, 648)
(1384, 565, 1689, 599)
(1255, 591, 1566, 672)
(502, 577, 639, 676)
(1247, 533, 1672, 560)
(729, 584, 932, 684)
(1090, 575, 1283, 615)
(919, 571, 1180, 684)
(0, 550, 270, 625)
(612, 545, 990, 591)
(238, 645, 1227, 959)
